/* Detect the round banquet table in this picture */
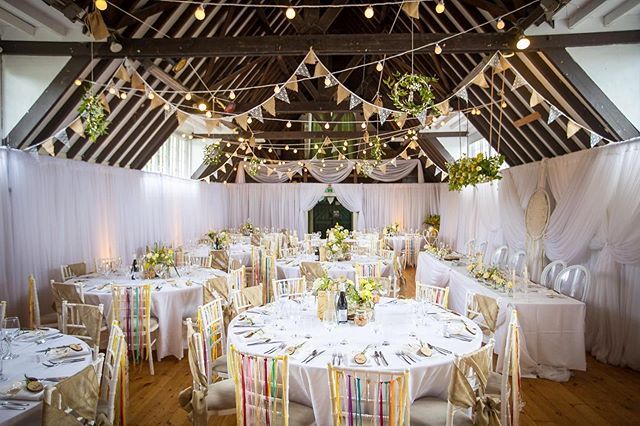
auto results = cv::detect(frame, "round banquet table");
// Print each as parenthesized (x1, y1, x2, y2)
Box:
(227, 298, 482, 426)
(68, 266, 226, 359)
(276, 255, 393, 281)
(187, 243, 252, 267)
(0, 331, 93, 426)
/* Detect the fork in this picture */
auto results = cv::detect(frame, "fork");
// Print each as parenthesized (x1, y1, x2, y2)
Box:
(265, 343, 285, 355)
(373, 351, 380, 366)
(42, 357, 86, 367)
(395, 351, 412, 365)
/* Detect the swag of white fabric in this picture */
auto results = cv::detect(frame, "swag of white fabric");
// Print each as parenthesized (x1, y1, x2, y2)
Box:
(234, 159, 423, 184)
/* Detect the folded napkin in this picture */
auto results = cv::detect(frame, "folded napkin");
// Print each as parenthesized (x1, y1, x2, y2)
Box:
(47, 347, 91, 361)
(0, 382, 44, 401)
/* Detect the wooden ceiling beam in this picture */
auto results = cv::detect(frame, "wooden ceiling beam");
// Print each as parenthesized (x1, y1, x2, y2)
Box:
(195, 131, 467, 140)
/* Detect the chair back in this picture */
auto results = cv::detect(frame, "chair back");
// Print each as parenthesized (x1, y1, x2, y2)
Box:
(110, 284, 154, 366)
(189, 255, 212, 268)
(272, 277, 307, 301)
(229, 345, 291, 425)
(197, 299, 226, 383)
(555, 265, 590, 302)
(95, 258, 121, 274)
(540, 260, 567, 290)
(61, 301, 104, 351)
(43, 365, 100, 425)
(380, 249, 395, 261)
(99, 322, 127, 426)
(300, 261, 325, 284)
(319, 245, 328, 261)
(509, 251, 527, 276)
(354, 261, 383, 280)
(231, 285, 263, 316)
(51, 280, 85, 314)
(184, 318, 210, 425)
(490, 246, 509, 268)
(497, 309, 522, 426)
(475, 241, 488, 258)
(391, 255, 405, 297)
(328, 364, 410, 426)
(465, 239, 476, 257)
(403, 235, 422, 267)
(280, 247, 300, 259)
(203, 276, 228, 304)
(210, 249, 229, 271)
(464, 291, 498, 335)
(416, 282, 449, 308)
(27, 274, 41, 329)
(257, 249, 277, 303)
(228, 266, 246, 295)
(60, 262, 88, 282)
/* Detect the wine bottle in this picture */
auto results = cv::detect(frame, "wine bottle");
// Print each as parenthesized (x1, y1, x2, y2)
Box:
(131, 256, 138, 279)
(336, 283, 348, 324)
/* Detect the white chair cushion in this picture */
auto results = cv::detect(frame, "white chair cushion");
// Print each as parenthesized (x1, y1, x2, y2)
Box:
(205, 379, 235, 412)
(486, 371, 502, 396)
(289, 401, 315, 425)
(212, 355, 228, 375)
(410, 397, 473, 426)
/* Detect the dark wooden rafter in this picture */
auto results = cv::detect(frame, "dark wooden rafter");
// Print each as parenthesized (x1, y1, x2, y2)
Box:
(193, 131, 466, 140)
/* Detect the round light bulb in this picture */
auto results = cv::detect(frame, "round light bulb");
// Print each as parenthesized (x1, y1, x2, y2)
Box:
(434, 44, 442, 55)
(435, 1, 445, 14)
(285, 6, 296, 20)
(324, 76, 331, 87)
(268, 148, 273, 153)
(198, 102, 207, 111)
(501, 100, 507, 109)
(194, 5, 206, 21)
(226, 142, 231, 147)
(120, 92, 127, 99)
(206, 111, 212, 118)
(274, 85, 280, 94)
(324, 122, 330, 129)
(516, 35, 530, 50)
(496, 18, 505, 30)
(108, 87, 116, 95)
(95, 0, 107, 11)
(181, 134, 186, 139)
(364, 5, 374, 19)
(185, 93, 192, 101)
(361, 122, 367, 129)
(74, 79, 82, 86)
(285, 145, 290, 150)
(293, 148, 298, 153)
(163, 104, 170, 111)
(147, 92, 154, 100)
(247, 117, 253, 124)
(229, 91, 236, 100)
(286, 121, 292, 128)
(188, 134, 193, 140)
(376, 62, 383, 72)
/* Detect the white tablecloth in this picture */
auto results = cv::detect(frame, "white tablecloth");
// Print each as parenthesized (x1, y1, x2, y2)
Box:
(227, 299, 482, 426)
(0, 331, 92, 426)
(72, 267, 226, 359)
(187, 244, 252, 267)
(416, 252, 587, 375)
(276, 256, 392, 281)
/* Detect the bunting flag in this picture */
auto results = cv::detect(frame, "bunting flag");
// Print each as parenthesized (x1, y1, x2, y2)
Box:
(408, 141, 419, 150)
(212, 171, 218, 179)
(244, 145, 251, 154)
(323, 136, 331, 146)
(390, 158, 397, 166)
(434, 166, 442, 176)
(590, 132, 603, 147)
(395, 112, 407, 128)
(331, 145, 339, 153)
(285, 76, 298, 92)
(379, 163, 387, 174)
(529, 91, 543, 107)
(163, 104, 175, 119)
(54, 128, 69, 146)
(249, 106, 263, 123)
(304, 50, 317, 65)
(417, 109, 428, 126)
(488, 54, 501, 69)
(566, 120, 580, 138)
(150, 94, 164, 109)
(131, 72, 145, 90)
(373, 95, 384, 109)
(547, 105, 562, 124)
(318, 147, 326, 154)
(220, 164, 227, 174)
(286, 171, 294, 180)
(115, 64, 130, 82)
(205, 119, 218, 134)
(336, 85, 350, 104)
(276, 171, 284, 179)
(401, 0, 420, 19)
(263, 97, 276, 116)
(69, 117, 85, 138)
(176, 110, 189, 126)
(235, 113, 249, 131)
(424, 158, 434, 168)
(400, 150, 410, 160)
(379, 108, 392, 125)
(441, 171, 448, 182)
(438, 99, 451, 115)
(363, 131, 369, 144)
(314, 63, 328, 78)
(42, 138, 55, 156)
(266, 167, 274, 176)
(471, 73, 489, 88)
(249, 135, 256, 147)
(99, 94, 111, 113)
(295, 63, 311, 78)
(275, 87, 290, 103)
(494, 57, 512, 74)
(349, 94, 363, 109)
(324, 74, 339, 87)
(418, 150, 426, 158)
(363, 102, 376, 121)
(512, 73, 527, 90)
(456, 87, 468, 102)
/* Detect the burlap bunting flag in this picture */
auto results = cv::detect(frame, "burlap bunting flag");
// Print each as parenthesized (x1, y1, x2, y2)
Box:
(42, 138, 56, 156)
(401, 1, 420, 19)
(235, 114, 249, 131)
(395, 112, 408, 128)
(115, 64, 130, 83)
(285, 76, 298, 92)
(99, 94, 111, 113)
(176, 111, 188, 126)
(471, 73, 489, 88)
(69, 117, 85, 138)
(379, 163, 387, 174)
(131, 72, 145, 90)
(336, 85, 350, 104)
(205, 119, 219, 134)
(566, 120, 580, 138)
(400, 150, 410, 160)
(424, 158, 434, 168)
(314, 63, 328, 78)
(150, 95, 164, 110)
(304, 49, 317, 65)
(263, 97, 276, 116)
(529, 91, 543, 107)
(362, 102, 376, 121)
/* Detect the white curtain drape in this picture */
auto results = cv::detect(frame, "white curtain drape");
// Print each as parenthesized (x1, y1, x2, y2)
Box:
(307, 160, 354, 183)
(298, 184, 328, 236)
(363, 184, 440, 231)
(367, 159, 424, 183)
(332, 184, 365, 230)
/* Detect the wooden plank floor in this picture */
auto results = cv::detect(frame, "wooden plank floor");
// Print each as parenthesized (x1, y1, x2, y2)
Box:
(129, 268, 640, 425)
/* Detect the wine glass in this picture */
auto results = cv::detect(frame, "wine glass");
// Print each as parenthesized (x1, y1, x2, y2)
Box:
(2, 317, 20, 360)
(0, 339, 8, 382)
(322, 310, 337, 339)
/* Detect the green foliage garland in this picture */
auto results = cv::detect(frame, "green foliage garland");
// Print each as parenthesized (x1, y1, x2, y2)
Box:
(203, 142, 223, 166)
(384, 72, 440, 115)
(78, 88, 109, 142)
(446, 153, 505, 191)
(247, 156, 260, 177)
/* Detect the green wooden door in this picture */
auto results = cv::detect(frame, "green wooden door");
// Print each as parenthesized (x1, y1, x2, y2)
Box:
(311, 199, 352, 238)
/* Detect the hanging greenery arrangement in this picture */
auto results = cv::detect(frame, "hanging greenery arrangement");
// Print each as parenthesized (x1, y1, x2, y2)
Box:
(446, 153, 505, 191)
(247, 156, 261, 177)
(384, 72, 440, 115)
(203, 142, 223, 166)
(370, 136, 384, 165)
(78, 88, 109, 142)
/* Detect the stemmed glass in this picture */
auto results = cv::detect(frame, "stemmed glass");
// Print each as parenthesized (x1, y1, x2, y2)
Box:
(2, 317, 20, 360)
(322, 310, 337, 343)
(0, 339, 8, 382)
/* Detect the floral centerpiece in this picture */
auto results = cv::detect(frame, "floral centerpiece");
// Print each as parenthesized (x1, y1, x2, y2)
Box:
(142, 244, 175, 279)
(312, 274, 352, 320)
(383, 223, 401, 237)
(446, 153, 505, 191)
(425, 243, 452, 260)
(240, 221, 255, 236)
(324, 223, 350, 261)
(207, 230, 229, 250)
(347, 277, 383, 326)
(466, 256, 513, 291)
(423, 214, 440, 231)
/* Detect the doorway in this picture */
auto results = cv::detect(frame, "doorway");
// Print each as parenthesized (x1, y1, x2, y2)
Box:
(310, 198, 353, 238)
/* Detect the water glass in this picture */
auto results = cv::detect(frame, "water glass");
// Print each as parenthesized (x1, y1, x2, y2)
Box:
(0, 339, 8, 382)
(322, 310, 337, 337)
(2, 317, 20, 360)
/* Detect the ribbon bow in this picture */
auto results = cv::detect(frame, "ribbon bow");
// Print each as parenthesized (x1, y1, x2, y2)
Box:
(473, 394, 501, 426)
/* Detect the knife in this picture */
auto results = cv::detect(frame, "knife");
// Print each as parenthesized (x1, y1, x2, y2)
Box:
(0, 401, 30, 407)
(379, 351, 389, 366)
(305, 350, 325, 363)
(247, 340, 284, 346)
(0, 405, 26, 410)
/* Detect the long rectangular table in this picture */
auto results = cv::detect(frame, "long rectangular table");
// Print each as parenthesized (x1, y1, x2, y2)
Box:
(416, 252, 586, 377)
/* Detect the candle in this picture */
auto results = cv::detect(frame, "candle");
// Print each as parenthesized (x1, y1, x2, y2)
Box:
(523, 265, 529, 283)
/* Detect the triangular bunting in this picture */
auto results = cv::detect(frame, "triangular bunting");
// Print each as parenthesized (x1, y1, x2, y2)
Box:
(205, 119, 218, 134)
(355, 163, 362, 175)
(456, 87, 468, 102)
(295, 63, 311, 78)
(379, 108, 392, 124)
(417, 110, 428, 126)
(304, 49, 317, 65)
(379, 163, 387, 174)
(566, 120, 580, 138)
(54, 128, 69, 146)
(323, 136, 331, 146)
(314, 63, 328, 78)
(69, 117, 85, 138)
(276, 171, 284, 179)
(590, 132, 603, 147)
(319, 148, 326, 154)
(176, 110, 188, 126)
(441, 171, 448, 182)
(400, 150, 410, 160)
(263, 97, 276, 116)
(401, 0, 420, 19)
(395, 112, 407, 129)
(488, 54, 501, 69)
(249, 106, 263, 123)
(363, 131, 369, 144)
(349, 94, 363, 109)
(494, 57, 512, 74)
(424, 158, 434, 168)
(438, 99, 450, 115)
(220, 164, 227, 174)
(471, 73, 489, 88)
(42, 138, 55, 156)
(547, 105, 562, 124)
(249, 135, 256, 147)
(275, 87, 290, 103)
(163, 104, 175, 120)
(285, 76, 298, 92)
(336, 85, 350, 104)
(419, 150, 426, 158)
(390, 158, 397, 166)
(363, 102, 376, 121)
(408, 141, 419, 150)
(331, 145, 338, 153)
(529, 91, 542, 107)
(512, 73, 527, 90)
(286, 171, 294, 180)
(150, 94, 164, 110)
(99, 93, 110, 113)
(266, 167, 274, 176)
(131, 72, 145, 90)
(235, 114, 249, 131)
(324, 74, 338, 87)
(115, 64, 130, 82)
(434, 167, 441, 176)
(373, 95, 384, 109)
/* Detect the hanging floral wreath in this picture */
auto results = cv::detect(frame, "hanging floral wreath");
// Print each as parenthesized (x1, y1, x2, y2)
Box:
(247, 156, 261, 177)
(384, 73, 440, 115)
(78, 88, 109, 142)
(446, 153, 505, 191)
(203, 142, 223, 166)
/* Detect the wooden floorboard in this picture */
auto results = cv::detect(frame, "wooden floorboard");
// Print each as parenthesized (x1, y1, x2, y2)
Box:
(128, 268, 640, 425)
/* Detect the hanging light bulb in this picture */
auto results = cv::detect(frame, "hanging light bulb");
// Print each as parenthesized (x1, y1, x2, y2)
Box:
(501, 100, 507, 109)
(206, 111, 212, 118)
(74, 79, 82, 86)
(226, 142, 231, 147)
(257, 145, 263, 150)
(194, 5, 206, 21)
(229, 91, 236, 100)
(324, 122, 330, 129)
(181, 133, 186, 139)
(120, 92, 127, 100)
(434, 43, 442, 55)
(108, 86, 116, 95)
(293, 148, 298, 153)
(343, 141, 348, 146)
(285, 145, 290, 150)
(185, 93, 192, 101)
(435, 1, 445, 14)
(361, 122, 367, 129)
(198, 102, 207, 111)
(268, 147, 273, 153)
(376, 61, 384, 72)
(286, 121, 292, 128)
(95, 0, 107, 11)
(188, 134, 194, 140)
(163, 103, 170, 111)
(324, 76, 331, 87)
(364, 5, 374, 19)
(147, 92, 154, 100)
(496, 18, 505, 30)
(247, 117, 253, 124)
(285, 6, 296, 20)
(516, 35, 530, 50)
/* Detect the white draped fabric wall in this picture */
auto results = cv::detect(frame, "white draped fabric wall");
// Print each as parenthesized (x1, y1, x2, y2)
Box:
(363, 184, 441, 231)
(439, 141, 640, 370)
(0, 148, 228, 321)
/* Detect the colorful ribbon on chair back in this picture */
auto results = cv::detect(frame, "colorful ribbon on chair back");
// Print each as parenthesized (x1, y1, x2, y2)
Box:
(112, 285, 151, 366)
